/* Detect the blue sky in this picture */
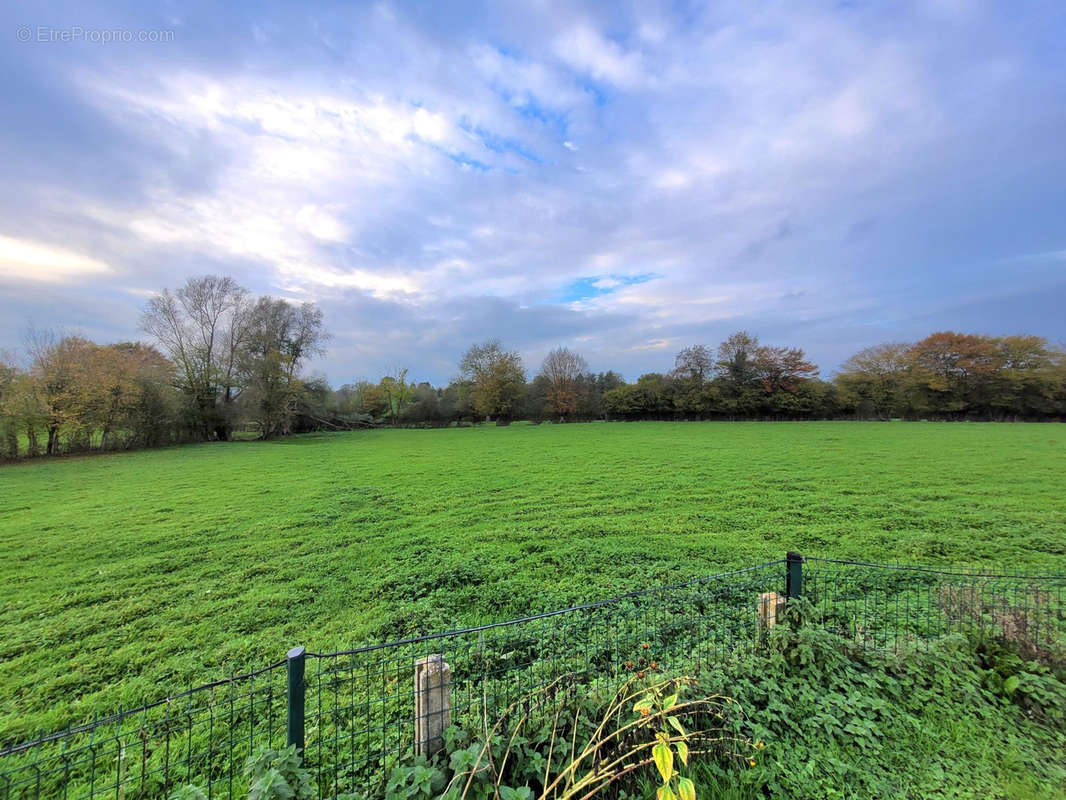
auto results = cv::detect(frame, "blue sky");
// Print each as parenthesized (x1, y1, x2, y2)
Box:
(1, 0, 1064, 384)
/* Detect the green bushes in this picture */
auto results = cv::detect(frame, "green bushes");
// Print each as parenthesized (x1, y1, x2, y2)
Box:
(693, 623, 1066, 799)
(176, 624, 1064, 800)
(437, 625, 1065, 799)
(171, 744, 359, 800)
(377, 622, 1066, 799)
(374, 673, 753, 800)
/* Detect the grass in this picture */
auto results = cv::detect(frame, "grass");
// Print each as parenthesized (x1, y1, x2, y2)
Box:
(1, 421, 1065, 746)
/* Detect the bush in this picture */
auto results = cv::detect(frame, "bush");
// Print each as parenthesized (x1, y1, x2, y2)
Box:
(693, 622, 1066, 799)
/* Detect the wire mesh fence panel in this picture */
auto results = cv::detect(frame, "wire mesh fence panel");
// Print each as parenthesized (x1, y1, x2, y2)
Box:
(3, 556, 1065, 799)
(297, 560, 785, 796)
(0, 662, 288, 800)
(803, 558, 1066, 654)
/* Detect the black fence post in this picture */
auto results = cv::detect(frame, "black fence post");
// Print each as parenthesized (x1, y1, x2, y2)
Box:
(786, 552, 804, 602)
(286, 646, 306, 754)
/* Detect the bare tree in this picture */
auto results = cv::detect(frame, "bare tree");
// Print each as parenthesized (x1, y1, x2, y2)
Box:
(714, 331, 761, 395)
(539, 347, 589, 420)
(141, 275, 250, 440)
(673, 345, 712, 381)
(753, 346, 818, 393)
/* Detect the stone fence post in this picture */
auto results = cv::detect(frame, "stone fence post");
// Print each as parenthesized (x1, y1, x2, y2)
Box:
(414, 654, 451, 756)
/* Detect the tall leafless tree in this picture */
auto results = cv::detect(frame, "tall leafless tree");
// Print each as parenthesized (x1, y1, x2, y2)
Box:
(141, 275, 250, 440)
(673, 345, 712, 381)
(539, 347, 589, 419)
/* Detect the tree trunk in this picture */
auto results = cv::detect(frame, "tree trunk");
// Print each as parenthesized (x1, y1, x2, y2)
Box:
(2, 422, 17, 458)
(47, 424, 60, 456)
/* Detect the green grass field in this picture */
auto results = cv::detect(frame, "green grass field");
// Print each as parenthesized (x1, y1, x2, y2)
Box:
(2, 421, 1065, 745)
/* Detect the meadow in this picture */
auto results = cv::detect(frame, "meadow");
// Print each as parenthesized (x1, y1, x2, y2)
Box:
(1, 421, 1065, 746)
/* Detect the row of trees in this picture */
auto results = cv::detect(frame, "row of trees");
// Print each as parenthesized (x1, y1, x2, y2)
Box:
(142, 275, 327, 440)
(299, 331, 1066, 430)
(1, 276, 327, 458)
(1, 335, 176, 457)
(837, 333, 1064, 419)
(2, 273, 1064, 459)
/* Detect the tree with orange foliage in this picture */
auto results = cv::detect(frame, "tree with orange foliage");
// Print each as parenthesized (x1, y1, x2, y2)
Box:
(753, 346, 819, 394)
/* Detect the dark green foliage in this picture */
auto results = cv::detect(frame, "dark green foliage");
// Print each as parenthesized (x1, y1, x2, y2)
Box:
(694, 625, 1066, 799)
(385, 757, 449, 800)
(171, 744, 362, 800)
(246, 745, 315, 800)
(361, 626, 1066, 799)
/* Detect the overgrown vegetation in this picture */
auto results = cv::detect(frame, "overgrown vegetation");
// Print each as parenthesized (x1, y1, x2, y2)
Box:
(369, 624, 1066, 799)
(168, 622, 1065, 799)
(2, 422, 1065, 748)
(170, 744, 358, 800)
(694, 620, 1066, 799)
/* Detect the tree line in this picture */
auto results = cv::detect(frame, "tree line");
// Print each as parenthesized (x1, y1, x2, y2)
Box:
(1, 276, 326, 457)
(2, 274, 1063, 458)
(320, 331, 1063, 428)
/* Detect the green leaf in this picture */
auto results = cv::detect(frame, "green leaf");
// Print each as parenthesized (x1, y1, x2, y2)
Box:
(634, 699, 654, 715)
(667, 716, 687, 737)
(676, 740, 689, 767)
(652, 742, 674, 784)
(249, 768, 295, 800)
(677, 777, 697, 800)
(663, 693, 679, 709)
(657, 786, 676, 800)
(1003, 675, 1020, 694)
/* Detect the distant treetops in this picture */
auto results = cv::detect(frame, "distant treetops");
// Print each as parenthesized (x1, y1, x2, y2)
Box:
(2, 275, 1064, 459)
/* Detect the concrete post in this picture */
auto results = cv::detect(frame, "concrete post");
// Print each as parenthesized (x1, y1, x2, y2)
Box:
(758, 591, 785, 629)
(414, 654, 451, 756)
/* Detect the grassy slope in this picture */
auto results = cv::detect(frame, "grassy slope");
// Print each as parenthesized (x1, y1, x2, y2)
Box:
(1, 422, 1064, 743)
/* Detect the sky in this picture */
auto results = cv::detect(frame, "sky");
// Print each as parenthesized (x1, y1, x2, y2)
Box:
(1, 0, 1064, 385)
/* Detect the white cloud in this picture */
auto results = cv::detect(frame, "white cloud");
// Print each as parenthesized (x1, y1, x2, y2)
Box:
(0, 235, 112, 283)
(0, 1, 1060, 381)
(76, 75, 468, 298)
(554, 25, 646, 88)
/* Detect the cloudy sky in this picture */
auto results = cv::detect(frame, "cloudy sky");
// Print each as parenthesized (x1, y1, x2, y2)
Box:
(1, 1, 1064, 384)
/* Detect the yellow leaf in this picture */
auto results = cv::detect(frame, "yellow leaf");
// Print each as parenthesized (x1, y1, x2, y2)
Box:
(676, 740, 689, 766)
(652, 742, 674, 783)
(678, 777, 696, 800)
(663, 693, 678, 709)
(668, 716, 686, 737)
(657, 786, 675, 800)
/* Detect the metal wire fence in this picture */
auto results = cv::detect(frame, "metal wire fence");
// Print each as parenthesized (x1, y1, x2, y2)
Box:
(1, 555, 1063, 799)
(803, 557, 1066, 654)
